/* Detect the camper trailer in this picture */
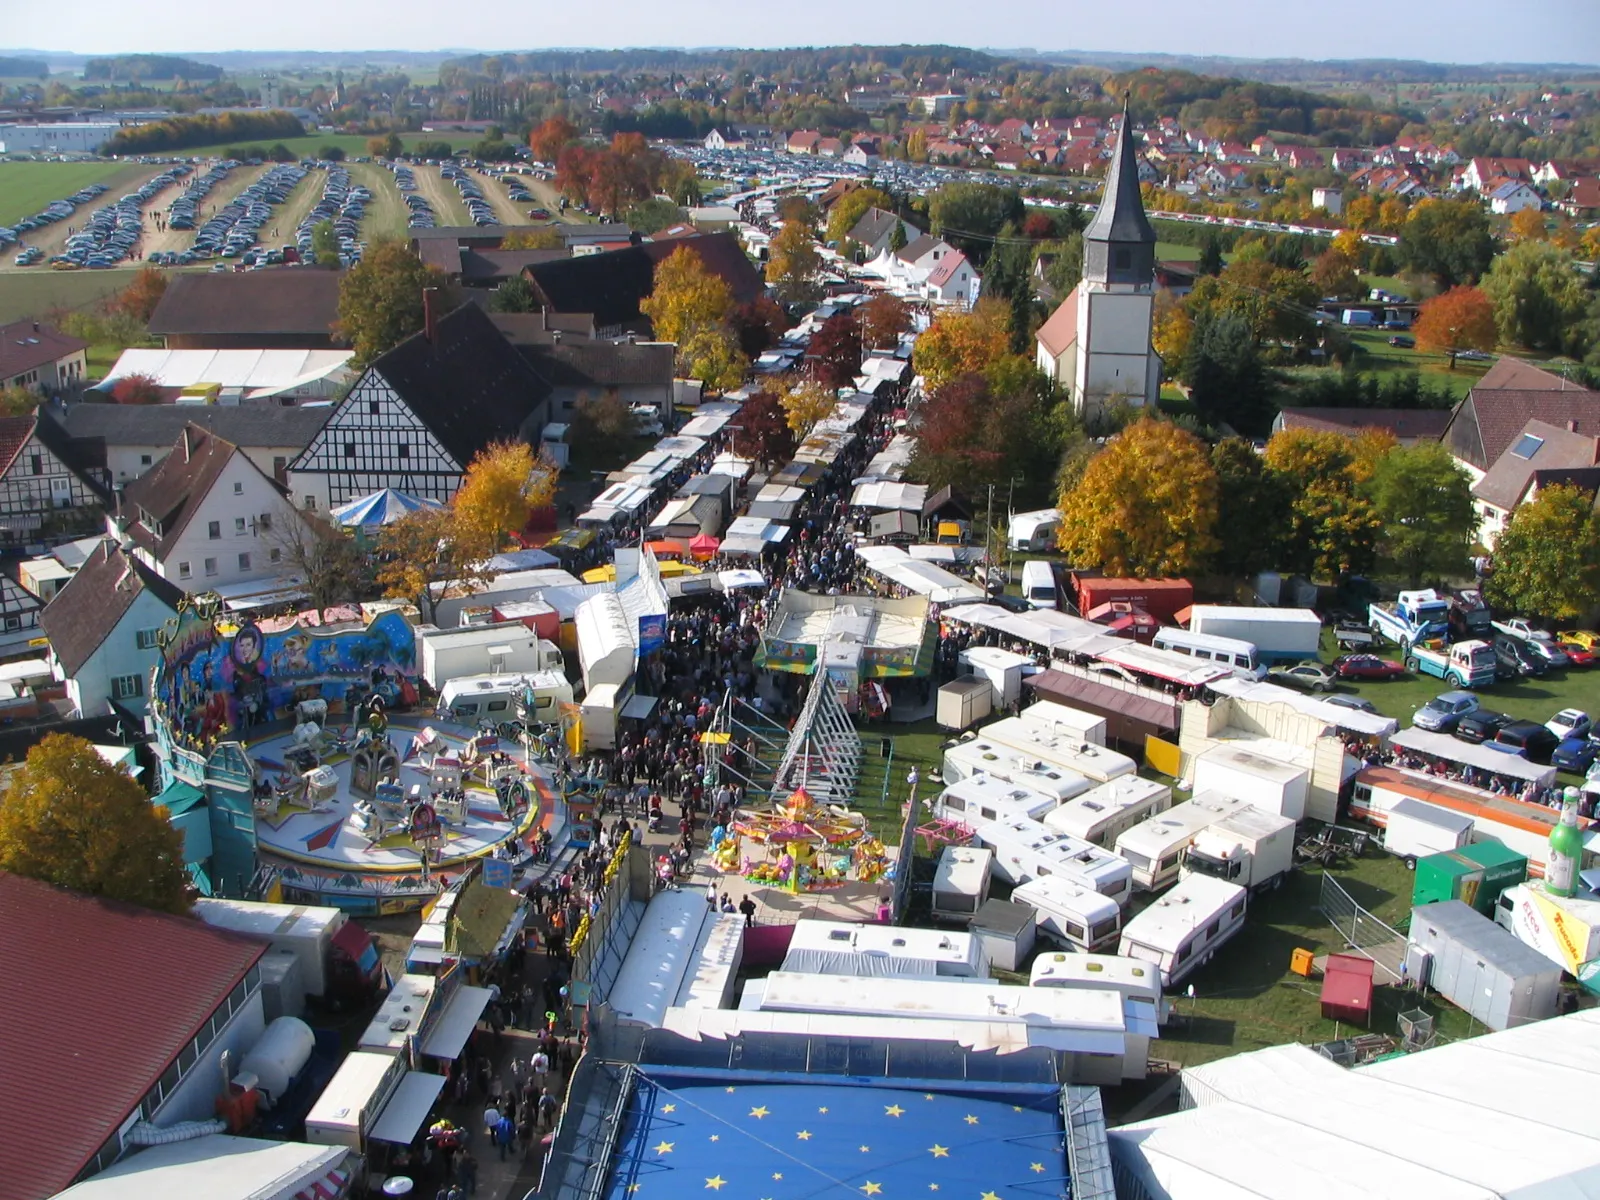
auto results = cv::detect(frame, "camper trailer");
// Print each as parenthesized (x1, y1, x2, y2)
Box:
(972, 817, 1133, 905)
(435, 671, 573, 728)
(977, 717, 1137, 784)
(941, 739, 1092, 803)
(929, 774, 1062, 828)
(932, 845, 994, 923)
(1018, 698, 1107, 747)
(1030, 952, 1168, 1022)
(1045, 777, 1174, 847)
(1114, 793, 1254, 892)
(1008, 508, 1060, 552)
(1117, 874, 1249, 989)
(1011, 874, 1124, 953)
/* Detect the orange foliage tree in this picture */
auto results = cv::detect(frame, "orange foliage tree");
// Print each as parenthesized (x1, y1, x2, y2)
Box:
(1411, 285, 1498, 369)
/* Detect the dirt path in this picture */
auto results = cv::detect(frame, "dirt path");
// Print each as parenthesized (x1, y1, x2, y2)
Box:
(135, 171, 207, 259)
(346, 163, 411, 241)
(527, 176, 590, 224)
(413, 165, 470, 227)
(269, 165, 330, 250)
(7, 165, 164, 263)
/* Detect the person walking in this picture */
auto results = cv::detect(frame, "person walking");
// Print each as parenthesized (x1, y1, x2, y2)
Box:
(482, 1102, 501, 1141)
(537, 1087, 560, 1131)
(456, 1152, 478, 1197)
(494, 1113, 516, 1161)
(739, 894, 756, 927)
(530, 1048, 550, 1092)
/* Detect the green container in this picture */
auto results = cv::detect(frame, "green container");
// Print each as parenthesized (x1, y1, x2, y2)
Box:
(1412, 840, 1529, 915)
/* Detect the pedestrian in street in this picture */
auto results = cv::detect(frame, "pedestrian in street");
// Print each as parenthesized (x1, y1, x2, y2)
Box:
(494, 1113, 516, 1161)
(706, 879, 718, 910)
(739, 894, 756, 927)
(531, 1048, 550, 1090)
(537, 1087, 560, 1131)
(457, 1152, 478, 1196)
(483, 1102, 501, 1140)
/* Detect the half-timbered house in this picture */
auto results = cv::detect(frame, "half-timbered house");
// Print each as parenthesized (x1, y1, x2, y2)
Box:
(0, 573, 45, 660)
(287, 300, 553, 511)
(0, 411, 108, 546)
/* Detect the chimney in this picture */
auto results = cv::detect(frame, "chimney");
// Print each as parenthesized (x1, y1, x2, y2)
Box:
(1569, 420, 1579, 433)
(423, 286, 439, 343)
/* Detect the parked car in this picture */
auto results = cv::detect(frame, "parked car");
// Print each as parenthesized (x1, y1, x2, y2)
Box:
(1269, 662, 1338, 693)
(1388, 335, 1415, 348)
(1333, 653, 1406, 680)
(1325, 694, 1378, 714)
(1494, 635, 1547, 677)
(1455, 709, 1514, 744)
(1558, 629, 1600, 650)
(1522, 638, 1570, 669)
(1492, 617, 1550, 642)
(1414, 690, 1480, 732)
(1558, 642, 1597, 668)
(1547, 709, 1592, 741)
(1553, 737, 1600, 773)
(1486, 720, 1560, 765)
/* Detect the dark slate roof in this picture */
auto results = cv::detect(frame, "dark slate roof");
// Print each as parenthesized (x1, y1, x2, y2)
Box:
(40, 537, 184, 675)
(1443, 387, 1600, 471)
(848, 207, 899, 247)
(524, 232, 763, 333)
(0, 872, 264, 1200)
(146, 269, 345, 338)
(896, 234, 944, 264)
(461, 248, 568, 284)
(1275, 407, 1453, 445)
(367, 301, 552, 468)
(119, 424, 243, 556)
(55, 402, 331, 450)
(1084, 106, 1156, 247)
(522, 340, 675, 390)
(1472, 355, 1577, 392)
(487, 311, 598, 346)
(0, 319, 88, 381)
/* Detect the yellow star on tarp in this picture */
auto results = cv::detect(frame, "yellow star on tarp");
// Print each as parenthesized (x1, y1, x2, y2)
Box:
(862, 1184, 883, 1196)
(627, 1187, 640, 1194)
(749, 1106, 770, 1119)
(859, 1145, 871, 1153)
(818, 1106, 830, 1114)
(772, 1174, 784, 1182)
(661, 1104, 676, 1113)
(884, 1105, 905, 1118)
(725, 1087, 737, 1094)
(705, 1177, 727, 1191)
(653, 1142, 674, 1155)
(980, 1191, 1003, 1200)
(1030, 1163, 1044, 1174)
(928, 1186, 939, 1193)
(796, 1130, 813, 1141)
(928, 1145, 949, 1158)
(709, 1136, 719, 1143)
(964, 1115, 979, 1125)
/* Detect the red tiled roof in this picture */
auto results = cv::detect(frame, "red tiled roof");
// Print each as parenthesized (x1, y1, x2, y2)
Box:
(0, 873, 264, 1198)
(0, 319, 89, 382)
(1036, 287, 1081, 356)
(0, 413, 35, 477)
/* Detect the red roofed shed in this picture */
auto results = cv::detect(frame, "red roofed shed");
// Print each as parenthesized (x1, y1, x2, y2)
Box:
(1320, 952, 1375, 1024)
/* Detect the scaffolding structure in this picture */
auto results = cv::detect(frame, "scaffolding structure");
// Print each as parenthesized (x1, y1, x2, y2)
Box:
(771, 669, 863, 807)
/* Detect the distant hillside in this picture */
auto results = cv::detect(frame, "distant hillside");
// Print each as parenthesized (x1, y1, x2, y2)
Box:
(0, 56, 46, 78)
(1030, 50, 1600, 84)
(443, 44, 1004, 78)
(1108, 68, 1417, 143)
(82, 54, 223, 81)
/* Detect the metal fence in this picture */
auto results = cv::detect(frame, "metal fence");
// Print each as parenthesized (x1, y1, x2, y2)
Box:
(1317, 871, 1408, 984)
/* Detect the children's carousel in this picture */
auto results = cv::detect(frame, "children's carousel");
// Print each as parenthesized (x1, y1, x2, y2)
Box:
(711, 787, 889, 892)
(149, 599, 561, 912)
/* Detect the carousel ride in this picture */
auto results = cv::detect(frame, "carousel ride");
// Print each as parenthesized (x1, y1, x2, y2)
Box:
(710, 786, 888, 892)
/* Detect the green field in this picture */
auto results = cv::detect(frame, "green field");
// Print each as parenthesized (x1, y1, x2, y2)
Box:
(0, 266, 143, 323)
(1155, 240, 1201, 263)
(132, 132, 491, 162)
(0, 161, 151, 227)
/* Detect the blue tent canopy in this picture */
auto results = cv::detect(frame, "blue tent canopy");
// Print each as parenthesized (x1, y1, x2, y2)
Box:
(330, 488, 443, 528)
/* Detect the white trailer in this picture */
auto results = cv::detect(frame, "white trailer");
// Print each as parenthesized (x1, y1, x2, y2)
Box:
(304, 1050, 407, 1150)
(436, 671, 574, 727)
(1114, 793, 1254, 892)
(941, 738, 1093, 803)
(929, 774, 1063, 828)
(1018, 698, 1107, 747)
(1117, 874, 1249, 989)
(977, 716, 1137, 784)
(419, 623, 561, 690)
(1011, 873, 1124, 953)
(972, 816, 1133, 906)
(932, 845, 994, 923)
(1045, 777, 1174, 847)
(1383, 797, 1474, 867)
(1181, 806, 1296, 893)
(1008, 508, 1061, 552)
(959, 646, 1033, 708)
(1030, 951, 1168, 1022)
(781, 919, 988, 978)
(1189, 744, 1309, 821)
(194, 898, 357, 1001)
(1187, 605, 1323, 663)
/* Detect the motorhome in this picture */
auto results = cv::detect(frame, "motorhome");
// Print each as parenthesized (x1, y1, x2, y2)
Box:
(781, 919, 988, 978)
(1114, 793, 1253, 892)
(435, 671, 573, 728)
(977, 717, 1138, 784)
(1045, 776, 1174, 847)
(940, 738, 1093, 803)
(929, 774, 1063, 828)
(1030, 951, 1169, 1022)
(1117, 874, 1249, 989)
(1180, 807, 1296, 894)
(1011, 874, 1123, 953)
(1151, 627, 1265, 680)
(932, 845, 994, 923)
(1017, 698, 1107, 747)
(1349, 766, 1600, 880)
(972, 817, 1133, 905)
(1021, 560, 1059, 610)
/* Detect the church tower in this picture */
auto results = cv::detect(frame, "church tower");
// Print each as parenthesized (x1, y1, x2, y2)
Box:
(1034, 98, 1162, 417)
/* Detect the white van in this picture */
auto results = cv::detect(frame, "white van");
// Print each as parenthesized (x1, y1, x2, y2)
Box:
(1011, 874, 1123, 953)
(1020, 560, 1058, 610)
(932, 845, 993, 923)
(436, 670, 574, 727)
(1151, 627, 1266, 680)
(1117, 874, 1248, 989)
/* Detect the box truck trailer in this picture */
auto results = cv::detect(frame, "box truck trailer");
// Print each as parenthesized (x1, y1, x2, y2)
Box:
(1189, 744, 1310, 821)
(1382, 797, 1474, 868)
(1114, 793, 1254, 892)
(1186, 605, 1322, 663)
(194, 898, 385, 1009)
(1181, 806, 1295, 893)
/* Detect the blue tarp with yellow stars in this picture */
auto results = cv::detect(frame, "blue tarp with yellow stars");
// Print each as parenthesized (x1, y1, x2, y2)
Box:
(607, 1069, 1068, 1199)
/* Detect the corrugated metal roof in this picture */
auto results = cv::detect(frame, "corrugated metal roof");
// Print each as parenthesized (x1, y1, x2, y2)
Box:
(0, 873, 265, 1198)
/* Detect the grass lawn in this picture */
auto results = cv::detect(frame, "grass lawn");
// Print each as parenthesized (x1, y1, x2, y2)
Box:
(0, 266, 143, 323)
(1278, 329, 1490, 403)
(0, 161, 153, 227)
(138, 132, 490, 162)
(1155, 240, 1201, 263)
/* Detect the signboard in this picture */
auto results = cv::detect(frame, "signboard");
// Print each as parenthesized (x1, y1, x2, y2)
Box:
(638, 612, 666, 658)
(481, 857, 514, 890)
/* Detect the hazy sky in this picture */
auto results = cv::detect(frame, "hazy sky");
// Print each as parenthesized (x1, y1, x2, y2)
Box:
(7, 0, 1599, 66)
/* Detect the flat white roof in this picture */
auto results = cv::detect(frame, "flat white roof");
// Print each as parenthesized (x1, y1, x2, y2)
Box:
(1011, 874, 1122, 925)
(961, 646, 1035, 670)
(306, 1051, 396, 1130)
(663, 1005, 1086, 1055)
(1031, 951, 1163, 997)
(974, 817, 1133, 891)
(1096, 642, 1234, 687)
(420, 984, 494, 1061)
(1115, 794, 1253, 857)
(609, 887, 709, 1027)
(977, 718, 1137, 781)
(936, 772, 1068, 819)
(1020, 699, 1107, 738)
(194, 897, 344, 940)
(785, 919, 981, 967)
(934, 845, 993, 891)
(1194, 744, 1309, 786)
(359, 974, 437, 1052)
(674, 912, 745, 1010)
(53, 1135, 347, 1200)
(102, 347, 354, 394)
(1389, 726, 1556, 787)
(1045, 777, 1172, 840)
(1189, 604, 1322, 625)
(1119, 876, 1246, 951)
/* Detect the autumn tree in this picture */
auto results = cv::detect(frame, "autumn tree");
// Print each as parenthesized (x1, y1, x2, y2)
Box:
(731, 390, 797, 469)
(111, 372, 163, 404)
(859, 294, 912, 349)
(115, 265, 169, 323)
(1482, 239, 1590, 354)
(808, 311, 862, 389)
(1262, 428, 1383, 579)
(679, 327, 748, 393)
(1400, 198, 1498, 289)
(1151, 289, 1193, 374)
(639, 245, 746, 388)
(568, 390, 637, 462)
(1056, 418, 1219, 578)
(1509, 207, 1547, 242)
(1310, 247, 1362, 300)
(499, 228, 564, 250)
(375, 507, 468, 625)
(766, 219, 822, 305)
(1364, 441, 1475, 587)
(928, 181, 1024, 266)
(268, 514, 375, 619)
(1411, 285, 1498, 368)
(733, 295, 789, 358)
(912, 298, 1011, 391)
(824, 186, 894, 247)
(782, 381, 837, 441)
(453, 440, 559, 554)
(529, 115, 577, 164)
(336, 238, 455, 368)
(0, 733, 190, 915)
(1210, 437, 1292, 576)
(0, 385, 37, 416)
(1484, 485, 1600, 621)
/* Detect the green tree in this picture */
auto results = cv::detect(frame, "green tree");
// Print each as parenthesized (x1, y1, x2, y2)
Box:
(310, 219, 341, 268)
(1037, 234, 1083, 298)
(1365, 442, 1476, 587)
(0, 385, 38, 416)
(1482, 240, 1591, 354)
(1197, 235, 1225, 277)
(1211, 437, 1291, 575)
(1484, 484, 1600, 621)
(0, 733, 191, 915)
(624, 197, 686, 235)
(1182, 311, 1270, 434)
(318, 143, 347, 161)
(336, 238, 455, 367)
(1400, 197, 1498, 289)
(1263, 428, 1383, 579)
(929, 181, 1025, 266)
(489, 276, 538, 313)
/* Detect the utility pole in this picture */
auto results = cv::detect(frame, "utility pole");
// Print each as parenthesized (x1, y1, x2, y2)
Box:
(984, 483, 995, 597)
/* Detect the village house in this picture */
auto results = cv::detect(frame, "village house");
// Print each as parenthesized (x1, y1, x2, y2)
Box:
(1487, 179, 1543, 214)
(0, 318, 88, 395)
(0, 409, 106, 546)
(145, 270, 346, 350)
(1470, 418, 1600, 547)
(846, 208, 919, 257)
(1440, 358, 1598, 485)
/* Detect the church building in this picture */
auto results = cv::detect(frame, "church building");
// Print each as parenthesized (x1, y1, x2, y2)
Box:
(1035, 104, 1162, 416)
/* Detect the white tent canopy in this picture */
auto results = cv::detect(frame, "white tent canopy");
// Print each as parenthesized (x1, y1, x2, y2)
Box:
(941, 602, 1103, 651)
(1388, 726, 1557, 787)
(1206, 676, 1399, 737)
(100, 347, 354, 399)
(851, 480, 929, 512)
(855, 545, 982, 603)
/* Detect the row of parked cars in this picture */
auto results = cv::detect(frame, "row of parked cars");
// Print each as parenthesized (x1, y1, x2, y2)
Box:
(187, 163, 308, 261)
(442, 162, 498, 226)
(390, 164, 439, 230)
(1413, 693, 1597, 770)
(164, 161, 235, 232)
(295, 163, 369, 267)
(52, 165, 195, 269)
(0, 182, 110, 253)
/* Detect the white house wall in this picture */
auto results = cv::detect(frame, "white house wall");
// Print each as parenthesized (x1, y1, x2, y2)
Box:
(0, 433, 98, 518)
(60, 586, 175, 717)
(104, 440, 304, 489)
(138, 452, 310, 589)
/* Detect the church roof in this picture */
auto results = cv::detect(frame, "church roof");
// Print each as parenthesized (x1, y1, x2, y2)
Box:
(1084, 102, 1156, 247)
(1035, 286, 1081, 357)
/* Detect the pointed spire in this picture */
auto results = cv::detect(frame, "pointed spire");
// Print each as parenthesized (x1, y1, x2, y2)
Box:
(1085, 93, 1156, 248)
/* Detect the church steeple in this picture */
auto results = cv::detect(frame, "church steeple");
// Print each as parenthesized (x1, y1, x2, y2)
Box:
(1082, 97, 1156, 289)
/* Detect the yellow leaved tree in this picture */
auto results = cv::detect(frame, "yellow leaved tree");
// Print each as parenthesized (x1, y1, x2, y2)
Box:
(453, 440, 559, 553)
(910, 298, 1011, 391)
(781, 381, 838, 441)
(640, 245, 746, 389)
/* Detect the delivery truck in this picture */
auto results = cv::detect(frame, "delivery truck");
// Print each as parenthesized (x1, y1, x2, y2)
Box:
(1187, 605, 1323, 663)
(1382, 797, 1474, 868)
(1181, 806, 1295, 893)
(1115, 792, 1254, 892)
(1010, 874, 1123, 953)
(1367, 589, 1450, 649)
(1404, 639, 1496, 688)
(194, 898, 385, 1010)
(1189, 744, 1309, 822)
(1117, 874, 1249, 989)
